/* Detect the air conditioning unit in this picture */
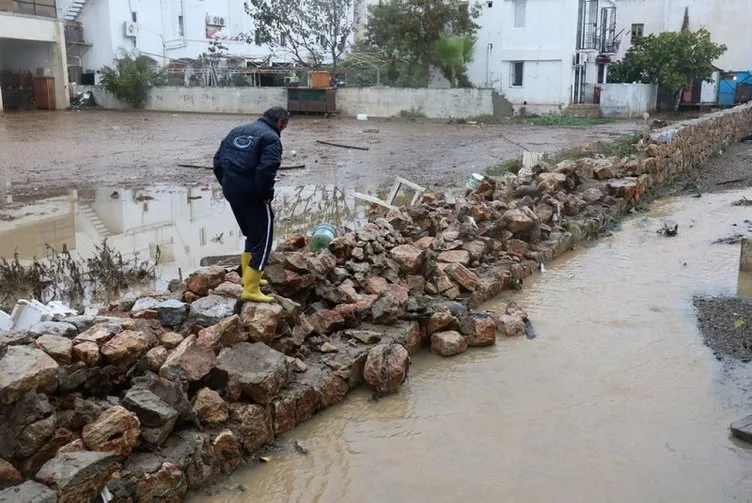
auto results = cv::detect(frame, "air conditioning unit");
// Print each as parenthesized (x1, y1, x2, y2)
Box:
(212, 16, 225, 26)
(206, 14, 212, 24)
(124, 21, 138, 38)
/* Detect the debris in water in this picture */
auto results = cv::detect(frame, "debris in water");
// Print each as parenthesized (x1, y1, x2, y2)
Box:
(524, 319, 537, 340)
(259, 456, 271, 463)
(293, 440, 309, 455)
(732, 197, 752, 207)
(714, 234, 747, 245)
(658, 220, 678, 237)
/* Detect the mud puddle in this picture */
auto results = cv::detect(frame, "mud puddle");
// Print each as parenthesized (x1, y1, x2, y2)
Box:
(190, 189, 752, 503)
(0, 183, 377, 296)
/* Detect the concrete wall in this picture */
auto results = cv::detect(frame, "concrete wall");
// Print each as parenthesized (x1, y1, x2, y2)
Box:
(600, 83, 657, 118)
(336, 87, 494, 119)
(614, 0, 751, 71)
(79, 85, 287, 114)
(80, 85, 496, 119)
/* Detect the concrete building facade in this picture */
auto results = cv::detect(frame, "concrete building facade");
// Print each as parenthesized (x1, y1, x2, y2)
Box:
(466, 0, 618, 114)
(0, 0, 70, 111)
(58, 0, 285, 81)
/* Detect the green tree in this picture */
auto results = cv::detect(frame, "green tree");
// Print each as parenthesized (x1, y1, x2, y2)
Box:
(99, 56, 162, 108)
(609, 28, 726, 110)
(433, 34, 475, 88)
(245, 0, 353, 74)
(365, 0, 480, 87)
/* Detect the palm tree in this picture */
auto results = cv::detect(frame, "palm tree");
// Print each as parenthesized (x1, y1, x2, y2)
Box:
(433, 34, 476, 88)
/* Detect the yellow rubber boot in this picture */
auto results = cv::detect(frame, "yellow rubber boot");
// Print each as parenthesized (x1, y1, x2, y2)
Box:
(242, 268, 273, 303)
(241, 252, 268, 286)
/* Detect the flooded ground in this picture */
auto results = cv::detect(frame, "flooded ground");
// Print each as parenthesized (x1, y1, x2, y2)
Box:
(0, 111, 638, 197)
(191, 189, 752, 503)
(0, 183, 371, 293)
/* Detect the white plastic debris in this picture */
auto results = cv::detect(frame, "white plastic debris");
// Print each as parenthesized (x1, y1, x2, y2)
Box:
(0, 300, 78, 332)
(357, 114, 368, 121)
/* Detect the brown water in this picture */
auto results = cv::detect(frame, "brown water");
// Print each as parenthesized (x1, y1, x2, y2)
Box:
(192, 189, 752, 503)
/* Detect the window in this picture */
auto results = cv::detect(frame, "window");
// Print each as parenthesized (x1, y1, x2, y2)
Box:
(511, 61, 524, 87)
(131, 11, 137, 22)
(487, 1, 494, 7)
(631, 23, 644, 38)
(514, 0, 526, 28)
(178, 15, 184, 36)
(254, 29, 261, 45)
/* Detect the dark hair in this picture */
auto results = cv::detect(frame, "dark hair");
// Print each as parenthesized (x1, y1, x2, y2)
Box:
(263, 106, 290, 123)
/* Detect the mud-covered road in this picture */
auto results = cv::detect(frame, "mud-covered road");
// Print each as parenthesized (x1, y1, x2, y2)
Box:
(0, 110, 638, 197)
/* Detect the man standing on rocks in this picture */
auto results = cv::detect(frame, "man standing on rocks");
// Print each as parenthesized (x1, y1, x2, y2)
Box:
(213, 106, 290, 303)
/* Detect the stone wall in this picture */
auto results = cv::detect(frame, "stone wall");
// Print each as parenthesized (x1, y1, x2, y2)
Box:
(1, 104, 751, 501)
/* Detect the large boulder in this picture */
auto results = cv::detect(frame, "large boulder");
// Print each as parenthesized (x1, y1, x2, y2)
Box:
(81, 406, 140, 457)
(29, 321, 77, 339)
(389, 244, 425, 274)
(72, 341, 101, 367)
(458, 313, 498, 347)
(443, 263, 480, 292)
(192, 388, 228, 425)
(309, 309, 345, 336)
(122, 388, 179, 447)
(157, 299, 189, 328)
(0, 481, 56, 503)
(73, 321, 122, 345)
(437, 250, 471, 266)
(100, 330, 149, 366)
(0, 392, 57, 460)
(159, 430, 215, 490)
(502, 208, 535, 233)
(0, 346, 58, 405)
(159, 335, 217, 383)
(240, 303, 283, 344)
(130, 374, 193, 422)
(188, 295, 237, 327)
(35, 334, 73, 364)
(363, 344, 410, 395)
(186, 265, 226, 296)
(215, 342, 289, 404)
(228, 403, 273, 454)
(198, 315, 245, 351)
(36, 451, 118, 503)
(430, 331, 467, 357)
(212, 430, 242, 475)
(0, 459, 22, 490)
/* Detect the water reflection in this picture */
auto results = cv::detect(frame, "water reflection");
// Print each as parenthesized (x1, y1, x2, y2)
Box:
(0, 183, 372, 292)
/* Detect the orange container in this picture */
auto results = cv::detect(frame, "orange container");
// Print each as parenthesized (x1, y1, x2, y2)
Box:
(311, 71, 331, 89)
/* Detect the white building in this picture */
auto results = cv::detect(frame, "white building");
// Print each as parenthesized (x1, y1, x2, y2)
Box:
(59, 0, 286, 83)
(0, 0, 70, 111)
(467, 0, 618, 115)
(614, 0, 751, 72)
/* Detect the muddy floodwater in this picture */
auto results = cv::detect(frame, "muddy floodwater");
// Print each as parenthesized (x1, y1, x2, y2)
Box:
(191, 189, 752, 503)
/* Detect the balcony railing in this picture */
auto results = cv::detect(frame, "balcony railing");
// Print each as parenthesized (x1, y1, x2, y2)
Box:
(0, 0, 58, 19)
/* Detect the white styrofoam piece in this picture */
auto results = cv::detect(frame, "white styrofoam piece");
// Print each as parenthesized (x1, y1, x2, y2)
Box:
(0, 310, 11, 332)
(10, 300, 49, 331)
(47, 301, 77, 317)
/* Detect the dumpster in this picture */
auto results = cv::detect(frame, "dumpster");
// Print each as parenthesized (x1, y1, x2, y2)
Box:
(287, 87, 336, 114)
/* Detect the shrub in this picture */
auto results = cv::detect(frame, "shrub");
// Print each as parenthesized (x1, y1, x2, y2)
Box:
(100, 56, 162, 108)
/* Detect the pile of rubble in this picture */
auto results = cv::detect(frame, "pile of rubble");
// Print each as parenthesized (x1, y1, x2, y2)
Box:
(4, 108, 748, 501)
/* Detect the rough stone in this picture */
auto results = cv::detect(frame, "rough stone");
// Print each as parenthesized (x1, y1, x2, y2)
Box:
(188, 295, 237, 327)
(213, 281, 244, 299)
(295, 364, 349, 409)
(730, 415, 752, 443)
(310, 309, 346, 336)
(443, 263, 480, 292)
(0, 346, 58, 405)
(593, 162, 614, 180)
(426, 310, 456, 335)
(216, 342, 289, 404)
(459, 314, 498, 347)
(430, 331, 468, 356)
(0, 459, 22, 490)
(123, 388, 179, 433)
(438, 249, 471, 265)
(506, 301, 528, 319)
(72, 341, 101, 367)
(582, 187, 604, 203)
(160, 335, 217, 383)
(186, 265, 226, 295)
(363, 344, 410, 395)
(131, 374, 193, 422)
(137, 462, 187, 502)
(497, 314, 526, 337)
(18, 428, 77, 478)
(81, 406, 140, 457)
(506, 239, 529, 258)
(73, 322, 122, 345)
(0, 481, 56, 503)
(193, 388, 228, 425)
(502, 208, 535, 233)
(146, 347, 169, 372)
(462, 240, 488, 261)
(240, 302, 284, 344)
(158, 430, 214, 490)
(36, 451, 118, 503)
(364, 276, 389, 295)
(100, 330, 148, 365)
(157, 299, 189, 328)
(229, 403, 273, 454)
(29, 321, 77, 339)
(35, 334, 73, 364)
(537, 172, 567, 193)
(159, 331, 185, 350)
(132, 297, 160, 312)
(198, 315, 245, 351)
(212, 429, 242, 475)
(344, 329, 383, 344)
(389, 244, 425, 274)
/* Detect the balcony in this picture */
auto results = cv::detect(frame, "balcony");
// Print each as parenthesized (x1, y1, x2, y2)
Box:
(0, 0, 57, 19)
